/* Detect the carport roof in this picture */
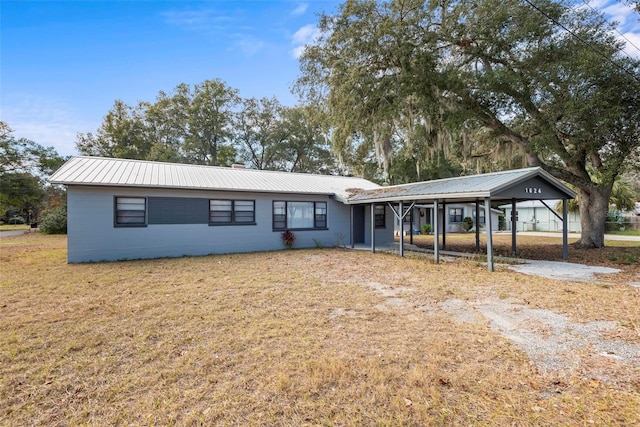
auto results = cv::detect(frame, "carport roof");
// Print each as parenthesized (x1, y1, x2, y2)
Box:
(345, 167, 576, 204)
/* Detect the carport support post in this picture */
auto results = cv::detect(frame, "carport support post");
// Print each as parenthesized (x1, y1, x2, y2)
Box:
(475, 201, 480, 252)
(399, 201, 404, 257)
(485, 197, 494, 272)
(350, 205, 354, 249)
(371, 203, 376, 254)
(562, 199, 568, 260)
(433, 199, 440, 264)
(511, 199, 517, 256)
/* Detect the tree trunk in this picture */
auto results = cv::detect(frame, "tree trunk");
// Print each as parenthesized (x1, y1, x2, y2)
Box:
(575, 185, 612, 248)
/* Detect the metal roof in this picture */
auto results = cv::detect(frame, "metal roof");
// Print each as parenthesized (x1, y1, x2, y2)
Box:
(49, 156, 381, 202)
(346, 167, 576, 204)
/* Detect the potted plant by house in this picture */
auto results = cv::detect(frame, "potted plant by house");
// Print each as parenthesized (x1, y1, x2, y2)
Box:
(281, 230, 296, 248)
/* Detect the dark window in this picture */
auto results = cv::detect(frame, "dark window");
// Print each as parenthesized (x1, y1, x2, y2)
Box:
(273, 201, 328, 230)
(115, 197, 146, 226)
(273, 201, 287, 230)
(315, 202, 327, 228)
(375, 205, 385, 228)
(210, 200, 255, 225)
(148, 197, 208, 224)
(449, 207, 464, 223)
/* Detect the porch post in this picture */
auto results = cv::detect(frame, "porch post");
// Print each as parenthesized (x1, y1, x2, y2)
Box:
(371, 203, 376, 254)
(350, 205, 354, 248)
(442, 202, 447, 250)
(562, 199, 569, 260)
(485, 197, 494, 272)
(399, 201, 404, 257)
(511, 199, 517, 256)
(409, 205, 414, 245)
(434, 199, 440, 264)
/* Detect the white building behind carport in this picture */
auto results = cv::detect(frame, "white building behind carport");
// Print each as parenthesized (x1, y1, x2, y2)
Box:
(500, 200, 582, 233)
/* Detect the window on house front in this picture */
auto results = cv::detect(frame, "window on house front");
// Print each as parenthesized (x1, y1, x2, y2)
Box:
(449, 207, 464, 223)
(115, 197, 146, 226)
(273, 201, 328, 230)
(209, 200, 255, 225)
(375, 205, 386, 228)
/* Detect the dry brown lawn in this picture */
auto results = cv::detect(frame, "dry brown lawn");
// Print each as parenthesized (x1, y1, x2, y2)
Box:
(1, 233, 639, 426)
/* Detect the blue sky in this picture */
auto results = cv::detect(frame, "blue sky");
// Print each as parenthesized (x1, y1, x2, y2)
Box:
(1, 0, 639, 157)
(1, 0, 341, 156)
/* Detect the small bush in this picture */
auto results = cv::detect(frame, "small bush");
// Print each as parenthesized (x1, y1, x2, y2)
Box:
(281, 230, 295, 248)
(462, 216, 474, 232)
(40, 206, 67, 234)
(421, 223, 432, 234)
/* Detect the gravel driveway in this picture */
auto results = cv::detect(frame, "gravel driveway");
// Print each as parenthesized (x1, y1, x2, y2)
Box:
(366, 258, 640, 389)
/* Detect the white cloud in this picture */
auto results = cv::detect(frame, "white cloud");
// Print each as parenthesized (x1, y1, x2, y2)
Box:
(1, 94, 93, 157)
(594, 0, 636, 28)
(292, 24, 319, 44)
(291, 45, 307, 59)
(290, 24, 321, 59)
(291, 3, 308, 16)
(621, 30, 640, 58)
(585, 1, 640, 57)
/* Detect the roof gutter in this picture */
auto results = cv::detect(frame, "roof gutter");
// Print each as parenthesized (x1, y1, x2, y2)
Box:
(345, 191, 491, 205)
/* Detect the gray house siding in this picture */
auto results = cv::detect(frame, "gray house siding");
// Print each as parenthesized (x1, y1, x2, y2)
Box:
(66, 186, 392, 263)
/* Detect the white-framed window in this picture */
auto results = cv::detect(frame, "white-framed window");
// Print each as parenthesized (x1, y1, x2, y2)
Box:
(115, 197, 146, 226)
(273, 201, 327, 230)
(209, 200, 255, 225)
(449, 207, 464, 223)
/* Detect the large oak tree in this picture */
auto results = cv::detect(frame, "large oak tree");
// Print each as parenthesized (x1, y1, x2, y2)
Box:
(296, 0, 640, 248)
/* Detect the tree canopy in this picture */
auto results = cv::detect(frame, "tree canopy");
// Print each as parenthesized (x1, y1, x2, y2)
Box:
(296, 0, 640, 247)
(76, 80, 336, 174)
(0, 122, 67, 223)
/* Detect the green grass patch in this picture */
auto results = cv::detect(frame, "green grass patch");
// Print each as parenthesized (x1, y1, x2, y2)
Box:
(608, 228, 640, 236)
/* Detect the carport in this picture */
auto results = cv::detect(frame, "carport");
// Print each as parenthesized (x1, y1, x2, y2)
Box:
(346, 167, 577, 271)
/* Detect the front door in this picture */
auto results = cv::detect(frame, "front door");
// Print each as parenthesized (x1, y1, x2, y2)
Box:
(353, 205, 365, 244)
